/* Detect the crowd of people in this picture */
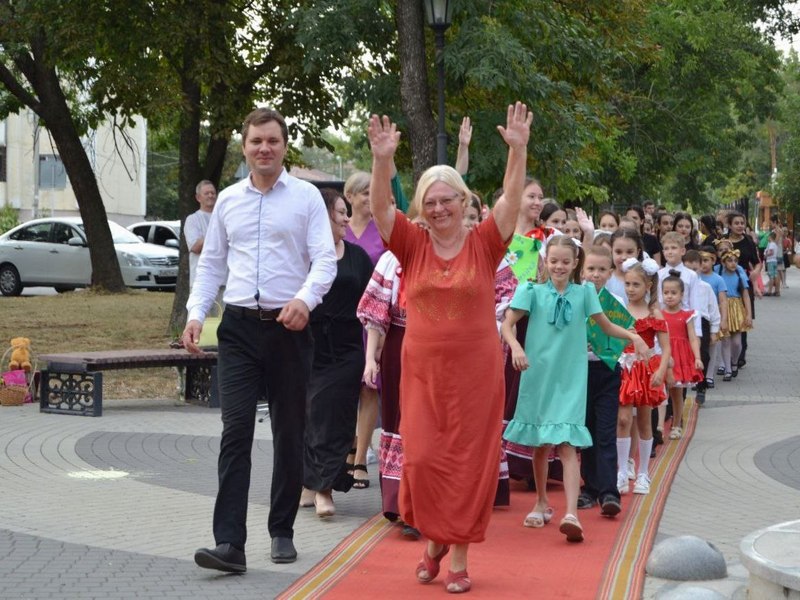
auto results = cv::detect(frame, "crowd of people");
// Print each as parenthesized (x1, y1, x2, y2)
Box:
(182, 105, 789, 594)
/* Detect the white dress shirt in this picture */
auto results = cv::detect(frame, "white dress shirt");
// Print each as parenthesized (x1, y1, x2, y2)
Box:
(187, 169, 337, 323)
(694, 278, 721, 334)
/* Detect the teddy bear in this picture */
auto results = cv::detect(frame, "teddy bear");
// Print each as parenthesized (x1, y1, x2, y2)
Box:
(8, 337, 32, 372)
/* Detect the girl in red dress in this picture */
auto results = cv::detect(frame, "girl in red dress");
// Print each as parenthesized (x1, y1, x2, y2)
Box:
(661, 269, 705, 440)
(617, 258, 671, 497)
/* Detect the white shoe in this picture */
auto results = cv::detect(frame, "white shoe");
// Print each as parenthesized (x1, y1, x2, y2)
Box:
(627, 458, 636, 480)
(633, 473, 651, 495)
(617, 472, 629, 495)
(366, 447, 378, 465)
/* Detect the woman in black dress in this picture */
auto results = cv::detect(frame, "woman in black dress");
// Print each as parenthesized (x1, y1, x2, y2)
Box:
(302, 188, 374, 517)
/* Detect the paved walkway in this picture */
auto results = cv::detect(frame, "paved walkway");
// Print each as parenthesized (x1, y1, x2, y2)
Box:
(642, 268, 800, 598)
(1, 270, 798, 599)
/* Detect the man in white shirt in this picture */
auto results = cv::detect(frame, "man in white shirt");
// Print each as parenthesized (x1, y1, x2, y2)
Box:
(183, 108, 337, 573)
(184, 180, 217, 288)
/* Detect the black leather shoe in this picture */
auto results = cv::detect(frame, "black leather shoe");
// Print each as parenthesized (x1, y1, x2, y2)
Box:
(271, 537, 297, 564)
(577, 493, 597, 510)
(194, 543, 246, 573)
(600, 495, 622, 517)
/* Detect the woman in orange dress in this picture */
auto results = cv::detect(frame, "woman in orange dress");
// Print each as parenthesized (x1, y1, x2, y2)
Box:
(367, 102, 532, 594)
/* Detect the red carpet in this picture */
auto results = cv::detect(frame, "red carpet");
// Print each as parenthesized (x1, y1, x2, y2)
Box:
(280, 400, 699, 599)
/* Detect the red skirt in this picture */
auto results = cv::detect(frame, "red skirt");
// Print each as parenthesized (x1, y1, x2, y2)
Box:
(620, 354, 667, 407)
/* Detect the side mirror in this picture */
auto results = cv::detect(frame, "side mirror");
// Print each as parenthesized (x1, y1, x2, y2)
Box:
(68, 237, 86, 247)
(164, 239, 179, 248)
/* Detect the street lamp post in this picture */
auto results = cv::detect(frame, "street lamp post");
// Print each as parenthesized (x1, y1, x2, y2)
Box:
(424, 0, 454, 165)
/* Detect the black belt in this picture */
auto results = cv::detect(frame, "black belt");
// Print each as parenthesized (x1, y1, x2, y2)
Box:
(226, 305, 282, 321)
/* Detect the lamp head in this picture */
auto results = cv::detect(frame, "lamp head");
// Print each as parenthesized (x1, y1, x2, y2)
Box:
(424, 0, 453, 29)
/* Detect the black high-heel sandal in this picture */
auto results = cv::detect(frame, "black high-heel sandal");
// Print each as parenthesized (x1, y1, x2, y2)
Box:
(352, 464, 370, 489)
(345, 448, 356, 472)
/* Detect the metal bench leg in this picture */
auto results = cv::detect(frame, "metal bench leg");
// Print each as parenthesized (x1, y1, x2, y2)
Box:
(39, 370, 103, 417)
(185, 365, 217, 407)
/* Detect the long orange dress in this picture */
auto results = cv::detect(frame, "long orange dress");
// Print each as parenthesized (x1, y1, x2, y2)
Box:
(387, 210, 508, 544)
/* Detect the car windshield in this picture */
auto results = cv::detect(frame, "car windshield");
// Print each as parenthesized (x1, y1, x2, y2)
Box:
(78, 222, 142, 244)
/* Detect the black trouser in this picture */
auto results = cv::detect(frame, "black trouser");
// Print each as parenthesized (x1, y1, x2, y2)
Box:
(213, 307, 313, 549)
(581, 362, 621, 501)
(698, 317, 710, 391)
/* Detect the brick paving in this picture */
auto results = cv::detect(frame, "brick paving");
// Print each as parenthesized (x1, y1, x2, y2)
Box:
(1, 269, 798, 599)
(0, 399, 380, 599)
(642, 267, 800, 599)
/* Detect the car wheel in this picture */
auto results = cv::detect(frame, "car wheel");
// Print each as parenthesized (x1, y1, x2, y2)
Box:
(54, 286, 76, 293)
(0, 264, 23, 296)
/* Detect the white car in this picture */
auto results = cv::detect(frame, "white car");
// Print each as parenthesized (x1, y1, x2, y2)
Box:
(127, 220, 181, 249)
(0, 217, 179, 296)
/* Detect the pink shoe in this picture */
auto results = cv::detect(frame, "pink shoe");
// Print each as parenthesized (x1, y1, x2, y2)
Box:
(559, 514, 584, 543)
(416, 545, 450, 583)
(445, 569, 472, 593)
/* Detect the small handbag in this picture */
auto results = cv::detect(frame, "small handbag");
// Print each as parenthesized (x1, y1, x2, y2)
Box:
(198, 303, 223, 349)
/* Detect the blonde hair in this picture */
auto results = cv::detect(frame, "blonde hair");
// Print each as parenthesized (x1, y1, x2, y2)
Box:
(344, 171, 371, 199)
(585, 243, 613, 268)
(412, 165, 470, 215)
(661, 231, 685, 247)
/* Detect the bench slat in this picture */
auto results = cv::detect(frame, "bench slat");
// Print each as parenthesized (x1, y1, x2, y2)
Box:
(40, 349, 218, 371)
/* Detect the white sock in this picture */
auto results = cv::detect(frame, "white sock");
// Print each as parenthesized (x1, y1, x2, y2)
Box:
(638, 438, 653, 476)
(616, 437, 631, 478)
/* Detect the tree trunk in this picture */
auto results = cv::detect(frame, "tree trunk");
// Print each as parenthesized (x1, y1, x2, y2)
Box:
(396, 1, 437, 183)
(25, 53, 127, 292)
(167, 65, 202, 337)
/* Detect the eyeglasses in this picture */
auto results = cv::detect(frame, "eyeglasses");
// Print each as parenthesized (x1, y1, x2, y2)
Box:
(423, 195, 463, 211)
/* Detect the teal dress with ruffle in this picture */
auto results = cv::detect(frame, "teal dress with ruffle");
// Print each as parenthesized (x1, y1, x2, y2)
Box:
(503, 280, 602, 449)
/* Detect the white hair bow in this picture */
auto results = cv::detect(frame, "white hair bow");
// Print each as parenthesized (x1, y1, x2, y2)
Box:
(641, 258, 660, 275)
(621, 257, 639, 272)
(622, 257, 659, 275)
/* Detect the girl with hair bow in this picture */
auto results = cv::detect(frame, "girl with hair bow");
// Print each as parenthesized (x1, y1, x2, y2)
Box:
(502, 236, 648, 542)
(715, 249, 752, 380)
(615, 257, 671, 496)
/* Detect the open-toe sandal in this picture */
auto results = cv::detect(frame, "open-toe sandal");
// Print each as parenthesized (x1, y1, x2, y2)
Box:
(523, 506, 554, 528)
(559, 514, 584, 543)
(352, 464, 370, 489)
(445, 569, 472, 593)
(345, 448, 356, 472)
(416, 544, 450, 583)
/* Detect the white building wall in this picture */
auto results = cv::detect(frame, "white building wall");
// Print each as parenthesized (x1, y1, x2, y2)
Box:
(0, 110, 147, 226)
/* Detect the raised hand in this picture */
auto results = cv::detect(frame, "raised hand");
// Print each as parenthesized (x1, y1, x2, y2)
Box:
(497, 101, 533, 149)
(458, 116, 472, 147)
(367, 114, 401, 160)
(575, 207, 595, 238)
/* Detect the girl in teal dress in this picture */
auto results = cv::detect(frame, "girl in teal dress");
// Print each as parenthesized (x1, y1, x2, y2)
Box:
(501, 235, 648, 542)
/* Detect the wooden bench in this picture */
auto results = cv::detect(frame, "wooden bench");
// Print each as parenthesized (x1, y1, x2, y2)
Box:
(39, 349, 218, 417)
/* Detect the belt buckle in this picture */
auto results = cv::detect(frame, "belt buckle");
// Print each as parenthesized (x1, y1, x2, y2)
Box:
(258, 308, 276, 321)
